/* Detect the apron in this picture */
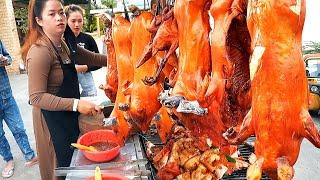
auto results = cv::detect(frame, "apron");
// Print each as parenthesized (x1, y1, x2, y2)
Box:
(41, 39, 80, 168)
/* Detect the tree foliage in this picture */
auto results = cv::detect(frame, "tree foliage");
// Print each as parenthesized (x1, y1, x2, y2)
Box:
(101, 0, 117, 8)
(14, 7, 28, 34)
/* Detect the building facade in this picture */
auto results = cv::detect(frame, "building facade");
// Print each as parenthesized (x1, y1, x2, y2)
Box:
(0, 0, 22, 73)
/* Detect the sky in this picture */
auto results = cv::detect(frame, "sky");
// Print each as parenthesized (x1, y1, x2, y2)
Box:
(302, 0, 320, 42)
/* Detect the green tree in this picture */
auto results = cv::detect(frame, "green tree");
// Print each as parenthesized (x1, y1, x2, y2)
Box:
(14, 7, 28, 34)
(84, 0, 95, 32)
(101, 0, 117, 8)
(303, 41, 320, 55)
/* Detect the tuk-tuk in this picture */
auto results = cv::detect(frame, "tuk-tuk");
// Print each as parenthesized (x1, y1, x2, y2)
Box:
(304, 54, 320, 111)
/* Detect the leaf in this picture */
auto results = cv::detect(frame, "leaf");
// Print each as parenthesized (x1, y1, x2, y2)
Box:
(225, 155, 236, 163)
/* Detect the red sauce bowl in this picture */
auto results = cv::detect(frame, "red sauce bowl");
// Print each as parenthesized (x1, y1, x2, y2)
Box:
(86, 174, 128, 180)
(78, 130, 120, 162)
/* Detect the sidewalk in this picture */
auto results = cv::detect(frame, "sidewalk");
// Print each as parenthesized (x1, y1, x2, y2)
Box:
(0, 74, 40, 180)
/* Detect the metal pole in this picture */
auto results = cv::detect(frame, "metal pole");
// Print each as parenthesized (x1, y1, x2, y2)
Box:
(123, 0, 130, 21)
(96, 16, 100, 36)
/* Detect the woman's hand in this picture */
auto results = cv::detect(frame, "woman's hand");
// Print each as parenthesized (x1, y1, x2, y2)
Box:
(77, 99, 102, 116)
(75, 65, 88, 73)
(0, 55, 9, 67)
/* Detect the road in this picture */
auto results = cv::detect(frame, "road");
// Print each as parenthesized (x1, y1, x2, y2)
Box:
(295, 111, 320, 180)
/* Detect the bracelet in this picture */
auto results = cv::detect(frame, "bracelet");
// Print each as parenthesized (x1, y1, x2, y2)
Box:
(73, 99, 79, 112)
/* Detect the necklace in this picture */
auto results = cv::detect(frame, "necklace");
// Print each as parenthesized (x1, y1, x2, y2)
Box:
(56, 45, 63, 53)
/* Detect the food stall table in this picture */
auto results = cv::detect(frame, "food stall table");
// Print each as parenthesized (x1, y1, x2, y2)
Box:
(63, 135, 150, 180)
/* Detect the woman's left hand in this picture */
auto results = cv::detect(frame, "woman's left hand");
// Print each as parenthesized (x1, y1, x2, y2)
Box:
(75, 65, 88, 73)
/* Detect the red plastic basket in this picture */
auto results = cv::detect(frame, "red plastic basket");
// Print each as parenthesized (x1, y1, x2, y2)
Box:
(77, 130, 120, 162)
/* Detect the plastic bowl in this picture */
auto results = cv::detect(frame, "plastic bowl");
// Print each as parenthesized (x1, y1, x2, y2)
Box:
(77, 130, 120, 162)
(86, 174, 128, 180)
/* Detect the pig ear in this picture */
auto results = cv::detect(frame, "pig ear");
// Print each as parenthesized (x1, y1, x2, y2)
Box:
(301, 109, 320, 148)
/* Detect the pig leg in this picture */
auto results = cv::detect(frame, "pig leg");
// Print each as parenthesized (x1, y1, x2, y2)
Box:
(119, 81, 132, 111)
(103, 116, 118, 127)
(224, 109, 254, 145)
(162, 8, 174, 21)
(301, 109, 320, 148)
(246, 157, 264, 180)
(119, 97, 130, 111)
(276, 156, 294, 180)
(136, 43, 154, 68)
(155, 108, 175, 143)
(176, 99, 208, 116)
(143, 40, 179, 86)
(163, 95, 185, 108)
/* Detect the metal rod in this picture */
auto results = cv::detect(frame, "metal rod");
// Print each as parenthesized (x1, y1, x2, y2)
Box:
(55, 169, 151, 177)
(123, 0, 130, 21)
(146, 0, 150, 8)
(55, 159, 148, 171)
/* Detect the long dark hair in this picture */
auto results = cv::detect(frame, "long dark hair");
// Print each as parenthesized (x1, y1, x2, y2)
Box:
(21, 0, 64, 61)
